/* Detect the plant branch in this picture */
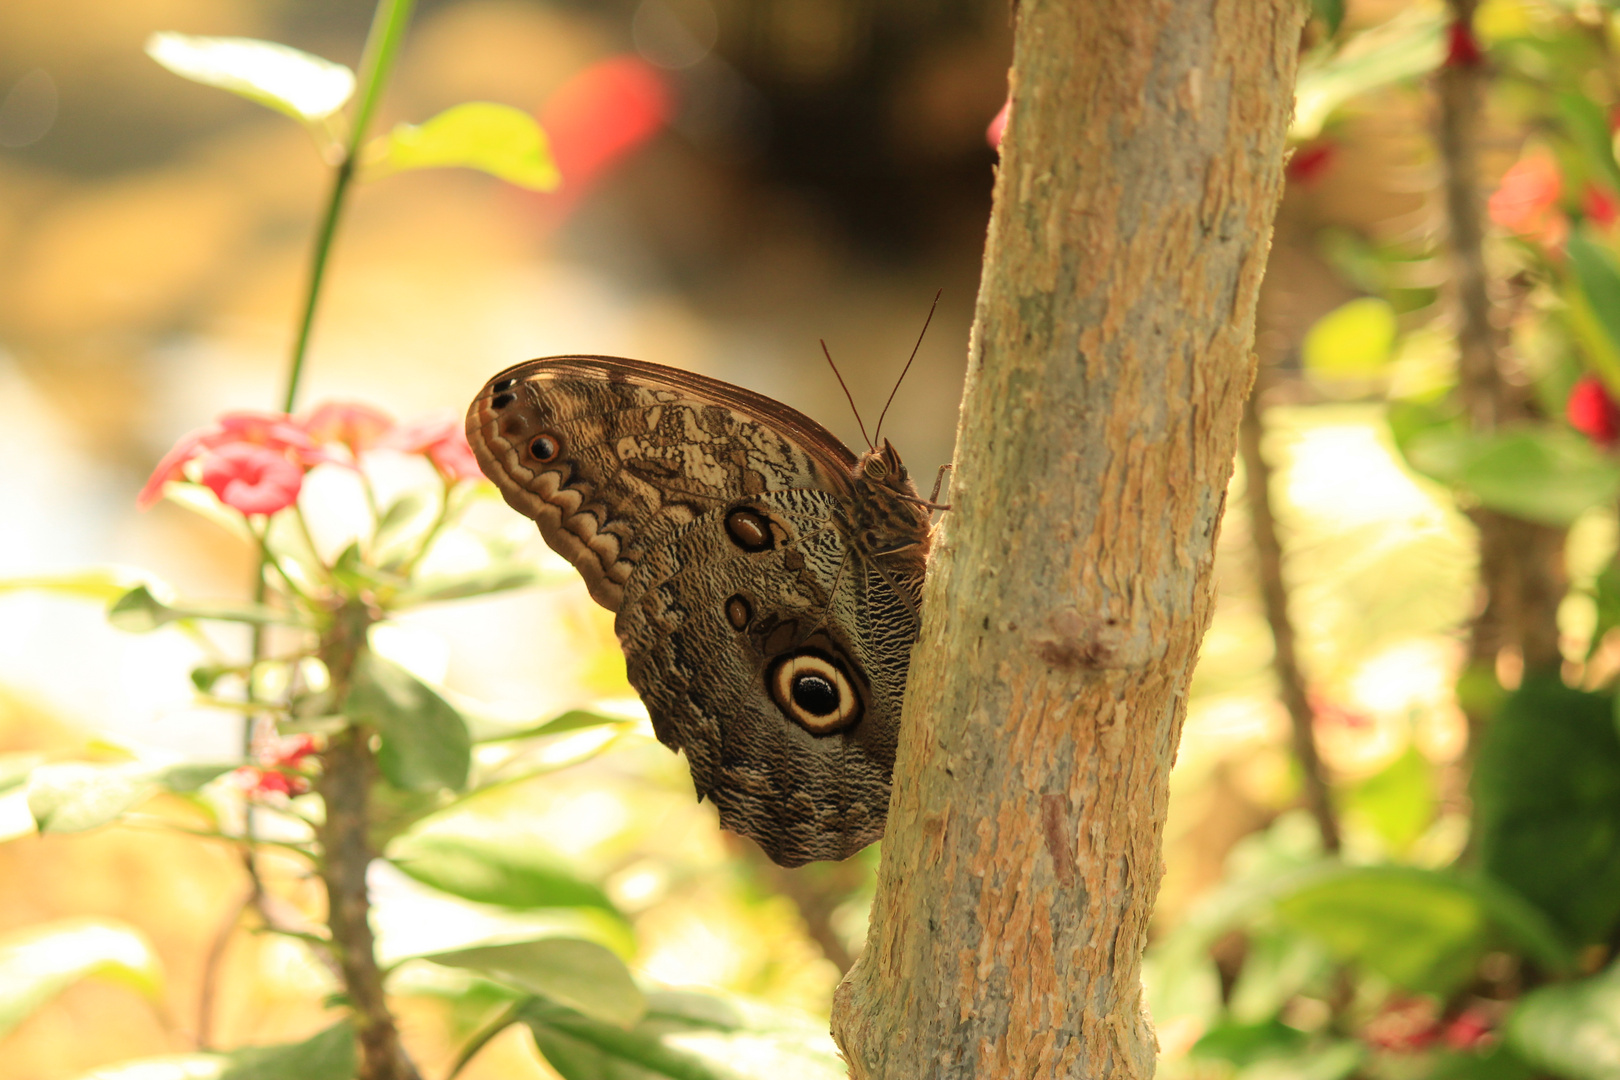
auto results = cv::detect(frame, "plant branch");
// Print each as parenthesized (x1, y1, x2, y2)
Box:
(317, 597, 420, 1080)
(1239, 387, 1341, 854)
(444, 1000, 524, 1080)
(1434, 0, 1567, 706)
(281, 0, 416, 414)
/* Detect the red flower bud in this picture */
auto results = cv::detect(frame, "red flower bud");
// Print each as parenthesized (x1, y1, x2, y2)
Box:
(1569, 376, 1620, 448)
(1445, 18, 1484, 67)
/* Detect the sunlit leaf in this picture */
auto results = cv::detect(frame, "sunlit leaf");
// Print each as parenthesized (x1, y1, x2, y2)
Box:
(523, 990, 846, 1080)
(367, 103, 560, 190)
(0, 567, 157, 603)
(0, 753, 41, 796)
(145, 33, 354, 123)
(1293, 9, 1446, 139)
(27, 762, 157, 834)
(1226, 928, 1332, 1024)
(346, 653, 470, 791)
(0, 920, 162, 1038)
(1560, 93, 1620, 195)
(74, 1022, 357, 1080)
(75, 1055, 226, 1080)
(1302, 297, 1398, 378)
(388, 824, 621, 914)
(1508, 961, 1620, 1080)
(394, 563, 561, 607)
(1476, 678, 1620, 946)
(106, 585, 305, 633)
(217, 1020, 355, 1080)
(1402, 425, 1620, 526)
(1341, 746, 1435, 853)
(1190, 1018, 1306, 1065)
(473, 709, 628, 744)
(428, 939, 643, 1027)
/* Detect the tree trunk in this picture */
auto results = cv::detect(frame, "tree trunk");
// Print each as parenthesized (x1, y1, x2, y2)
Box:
(830, 2, 1305, 1076)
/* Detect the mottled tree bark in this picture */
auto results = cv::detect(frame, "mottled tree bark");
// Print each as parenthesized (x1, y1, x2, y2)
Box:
(830, 1, 1305, 1076)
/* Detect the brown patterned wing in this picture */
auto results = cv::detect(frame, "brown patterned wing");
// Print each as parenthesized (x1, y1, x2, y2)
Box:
(466, 356, 923, 866)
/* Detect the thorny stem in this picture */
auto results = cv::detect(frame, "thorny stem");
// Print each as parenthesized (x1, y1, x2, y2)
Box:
(1434, 0, 1567, 733)
(1239, 388, 1341, 854)
(317, 597, 420, 1080)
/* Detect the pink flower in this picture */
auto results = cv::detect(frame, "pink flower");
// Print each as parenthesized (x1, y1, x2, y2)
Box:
(385, 413, 485, 482)
(986, 100, 1009, 150)
(1489, 153, 1567, 248)
(300, 401, 395, 455)
(139, 411, 329, 510)
(1568, 376, 1620, 447)
(199, 444, 304, 515)
(1442, 1006, 1496, 1051)
(231, 766, 310, 798)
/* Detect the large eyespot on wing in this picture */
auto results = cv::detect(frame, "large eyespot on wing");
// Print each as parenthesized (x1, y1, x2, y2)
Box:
(767, 649, 863, 735)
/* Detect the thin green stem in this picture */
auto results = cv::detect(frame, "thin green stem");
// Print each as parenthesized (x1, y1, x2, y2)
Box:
(280, 0, 417, 415)
(399, 477, 458, 578)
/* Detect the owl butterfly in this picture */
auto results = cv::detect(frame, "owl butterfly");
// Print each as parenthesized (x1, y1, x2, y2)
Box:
(466, 343, 939, 866)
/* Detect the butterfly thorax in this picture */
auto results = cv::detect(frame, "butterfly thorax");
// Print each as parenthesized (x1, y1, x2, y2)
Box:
(845, 440, 932, 615)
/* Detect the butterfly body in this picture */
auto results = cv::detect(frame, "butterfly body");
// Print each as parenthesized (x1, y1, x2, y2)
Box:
(467, 356, 930, 866)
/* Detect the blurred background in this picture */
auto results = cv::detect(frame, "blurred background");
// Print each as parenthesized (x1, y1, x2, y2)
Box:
(4, 0, 1617, 1078)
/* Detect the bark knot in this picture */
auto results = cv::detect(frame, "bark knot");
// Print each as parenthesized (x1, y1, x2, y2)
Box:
(1033, 606, 1158, 671)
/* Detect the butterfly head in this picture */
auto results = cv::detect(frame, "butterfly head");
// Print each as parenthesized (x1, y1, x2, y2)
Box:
(855, 439, 914, 495)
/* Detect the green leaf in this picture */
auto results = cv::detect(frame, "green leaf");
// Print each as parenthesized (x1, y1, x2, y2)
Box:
(107, 585, 304, 633)
(0, 753, 41, 797)
(1592, 561, 1620, 658)
(1561, 93, 1620, 197)
(367, 103, 560, 190)
(388, 825, 621, 914)
(219, 1020, 355, 1080)
(1402, 425, 1620, 527)
(73, 1022, 357, 1080)
(27, 763, 158, 833)
(1190, 1018, 1307, 1065)
(145, 33, 354, 123)
(1430, 1044, 1536, 1080)
(522, 990, 847, 1080)
(1475, 677, 1620, 946)
(1227, 928, 1333, 1024)
(1302, 297, 1398, 378)
(0, 567, 156, 603)
(1309, 0, 1346, 35)
(427, 939, 643, 1027)
(346, 653, 471, 792)
(1341, 746, 1435, 853)
(1569, 228, 1620, 371)
(75, 1055, 226, 1080)
(1273, 865, 1574, 992)
(1508, 961, 1620, 1080)
(473, 709, 628, 744)
(0, 920, 162, 1038)
(394, 563, 559, 607)
(374, 492, 429, 549)
(1293, 9, 1446, 139)
(25, 760, 237, 833)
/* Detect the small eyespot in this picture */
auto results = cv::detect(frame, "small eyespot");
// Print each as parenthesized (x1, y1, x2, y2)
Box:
(492, 377, 517, 392)
(724, 507, 774, 552)
(529, 434, 561, 463)
(724, 594, 752, 630)
(768, 650, 862, 735)
(491, 392, 515, 410)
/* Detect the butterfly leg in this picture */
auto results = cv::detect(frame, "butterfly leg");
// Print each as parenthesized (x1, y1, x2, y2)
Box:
(928, 463, 953, 506)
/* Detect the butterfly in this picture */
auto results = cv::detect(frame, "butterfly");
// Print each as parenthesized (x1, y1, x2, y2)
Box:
(466, 335, 943, 866)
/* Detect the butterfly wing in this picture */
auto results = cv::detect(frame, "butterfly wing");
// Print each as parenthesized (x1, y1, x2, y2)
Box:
(467, 356, 919, 865)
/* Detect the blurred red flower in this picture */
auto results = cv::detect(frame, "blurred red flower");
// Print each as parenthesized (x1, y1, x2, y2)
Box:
(300, 401, 395, 455)
(1442, 1006, 1496, 1051)
(537, 55, 671, 220)
(385, 413, 484, 482)
(1568, 376, 1620, 447)
(138, 411, 329, 510)
(1363, 995, 1441, 1052)
(1287, 141, 1336, 185)
(1488, 153, 1566, 248)
(1445, 18, 1484, 67)
(199, 444, 305, 515)
(1585, 184, 1620, 229)
(232, 766, 310, 798)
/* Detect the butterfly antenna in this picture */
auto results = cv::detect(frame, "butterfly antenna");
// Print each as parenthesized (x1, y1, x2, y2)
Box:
(874, 289, 941, 444)
(822, 338, 873, 450)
